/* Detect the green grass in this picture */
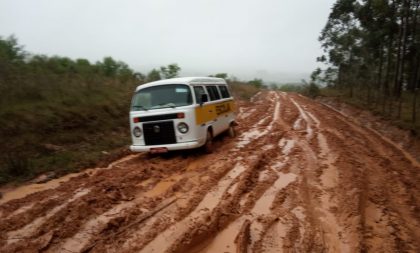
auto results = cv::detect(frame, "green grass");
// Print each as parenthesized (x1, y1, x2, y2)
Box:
(0, 77, 138, 185)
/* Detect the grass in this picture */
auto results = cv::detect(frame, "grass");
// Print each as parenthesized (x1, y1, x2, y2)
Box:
(229, 82, 261, 100)
(0, 77, 138, 185)
(319, 87, 420, 134)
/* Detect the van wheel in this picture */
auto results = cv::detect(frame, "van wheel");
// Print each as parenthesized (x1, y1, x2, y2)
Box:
(204, 130, 213, 153)
(228, 124, 236, 138)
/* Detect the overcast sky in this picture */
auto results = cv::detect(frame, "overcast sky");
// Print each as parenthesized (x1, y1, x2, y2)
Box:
(0, 0, 335, 83)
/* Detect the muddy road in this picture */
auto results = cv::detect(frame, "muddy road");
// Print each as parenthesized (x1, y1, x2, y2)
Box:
(1, 92, 419, 253)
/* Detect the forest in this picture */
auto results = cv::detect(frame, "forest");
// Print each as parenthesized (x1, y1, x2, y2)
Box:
(313, 0, 420, 130)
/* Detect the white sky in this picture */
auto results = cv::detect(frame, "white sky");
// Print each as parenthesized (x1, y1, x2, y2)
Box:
(0, 0, 335, 83)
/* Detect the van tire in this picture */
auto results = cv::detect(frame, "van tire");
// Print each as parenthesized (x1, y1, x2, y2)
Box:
(204, 130, 213, 154)
(228, 124, 236, 138)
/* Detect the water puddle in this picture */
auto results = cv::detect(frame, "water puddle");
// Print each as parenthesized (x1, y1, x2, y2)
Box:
(239, 108, 256, 120)
(0, 172, 87, 205)
(0, 154, 138, 205)
(280, 139, 295, 155)
(290, 98, 314, 140)
(236, 129, 267, 148)
(272, 100, 281, 122)
(144, 174, 183, 198)
(201, 216, 248, 253)
(293, 118, 303, 130)
(236, 96, 280, 149)
(251, 172, 297, 216)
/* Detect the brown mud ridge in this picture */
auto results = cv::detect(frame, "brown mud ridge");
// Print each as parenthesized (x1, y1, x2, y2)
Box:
(1, 92, 419, 253)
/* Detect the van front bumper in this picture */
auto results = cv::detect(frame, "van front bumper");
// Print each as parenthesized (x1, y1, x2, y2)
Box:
(130, 140, 205, 152)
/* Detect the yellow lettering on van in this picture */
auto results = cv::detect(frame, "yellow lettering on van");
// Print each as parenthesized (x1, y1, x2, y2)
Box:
(195, 100, 235, 125)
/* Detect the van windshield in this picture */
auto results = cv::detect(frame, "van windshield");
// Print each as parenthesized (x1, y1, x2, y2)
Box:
(131, 84, 192, 111)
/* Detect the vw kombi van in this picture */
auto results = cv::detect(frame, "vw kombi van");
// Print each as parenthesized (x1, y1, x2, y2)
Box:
(129, 77, 236, 153)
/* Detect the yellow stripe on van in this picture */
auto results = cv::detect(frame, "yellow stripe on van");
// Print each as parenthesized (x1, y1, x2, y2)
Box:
(195, 100, 235, 125)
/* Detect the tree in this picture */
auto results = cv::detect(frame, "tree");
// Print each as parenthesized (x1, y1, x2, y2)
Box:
(211, 73, 228, 79)
(160, 63, 181, 79)
(98, 57, 119, 77)
(0, 35, 25, 62)
(269, 83, 279, 90)
(74, 58, 91, 75)
(248, 78, 264, 88)
(147, 69, 161, 81)
(134, 72, 145, 81)
(116, 61, 133, 81)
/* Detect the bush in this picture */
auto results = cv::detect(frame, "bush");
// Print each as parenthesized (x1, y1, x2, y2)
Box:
(0, 152, 33, 178)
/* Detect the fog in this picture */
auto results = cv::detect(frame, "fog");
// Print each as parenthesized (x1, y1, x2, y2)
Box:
(0, 0, 335, 83)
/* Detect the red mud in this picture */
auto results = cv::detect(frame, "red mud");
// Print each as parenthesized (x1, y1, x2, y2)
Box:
(0, 91, 419, 253)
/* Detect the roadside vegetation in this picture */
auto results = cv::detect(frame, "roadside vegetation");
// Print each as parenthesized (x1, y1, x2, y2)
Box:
(310, 0, 420, 133)
(0, 35, 142, 184)
(0, 36, 262, 185)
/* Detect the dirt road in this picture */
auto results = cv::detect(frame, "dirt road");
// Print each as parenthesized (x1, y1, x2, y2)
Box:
(1, 92, 419, 253)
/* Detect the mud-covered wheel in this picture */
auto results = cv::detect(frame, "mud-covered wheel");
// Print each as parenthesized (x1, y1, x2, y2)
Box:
(228, 124, 236, 138)
(203, 130, 213, 153)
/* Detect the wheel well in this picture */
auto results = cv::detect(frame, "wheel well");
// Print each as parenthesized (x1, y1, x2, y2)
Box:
(207, 126, 213, 136)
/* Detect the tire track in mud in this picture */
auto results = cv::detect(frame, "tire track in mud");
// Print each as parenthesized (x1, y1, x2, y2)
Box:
(289, 93, 420, 252)
(1, 91, 419, 253)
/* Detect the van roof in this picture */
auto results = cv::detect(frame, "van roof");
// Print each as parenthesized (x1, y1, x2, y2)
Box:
(135, 77, 226, 91)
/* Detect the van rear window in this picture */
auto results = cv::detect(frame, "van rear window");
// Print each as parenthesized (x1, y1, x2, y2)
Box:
(218, 85, 231, 98)
(206, 86, 221, 101)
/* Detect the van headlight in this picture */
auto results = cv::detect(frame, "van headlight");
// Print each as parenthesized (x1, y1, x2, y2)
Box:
(177, 122, 189, 133)
(133, 127, 142, 137)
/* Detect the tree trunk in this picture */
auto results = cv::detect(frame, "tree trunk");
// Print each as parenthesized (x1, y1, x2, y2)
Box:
(393, 14, 404, 98)
(413, 89, 418, 123)
(408, 0, 419, 91)
(377, 45, 384, 108)
(384, 32, 394, 101)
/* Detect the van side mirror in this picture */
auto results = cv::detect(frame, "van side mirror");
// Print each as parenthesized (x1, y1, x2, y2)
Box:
(200, 94, 209, 106)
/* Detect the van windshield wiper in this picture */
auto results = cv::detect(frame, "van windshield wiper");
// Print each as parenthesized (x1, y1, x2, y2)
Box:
(152, 103, 176, 109)
(132, 105, 148, 111)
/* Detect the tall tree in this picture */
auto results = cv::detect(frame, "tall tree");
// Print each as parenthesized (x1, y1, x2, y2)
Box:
(160, 63, 181, 79)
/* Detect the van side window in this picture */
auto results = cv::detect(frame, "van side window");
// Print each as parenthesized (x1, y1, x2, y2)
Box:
(206, 86, 221, 101)
(194, 86, 206, 104)
(218, 85, 231, 98)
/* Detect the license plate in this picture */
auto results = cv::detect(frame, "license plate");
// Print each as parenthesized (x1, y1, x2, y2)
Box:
(150, 147, 168, 154)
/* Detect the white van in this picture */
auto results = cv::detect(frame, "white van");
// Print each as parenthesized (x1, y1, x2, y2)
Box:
(129, 77, 236, 153)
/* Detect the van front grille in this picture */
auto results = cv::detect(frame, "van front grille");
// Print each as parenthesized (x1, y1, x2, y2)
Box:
(143, 121, 176, 145)
(134, 113, 179, 123)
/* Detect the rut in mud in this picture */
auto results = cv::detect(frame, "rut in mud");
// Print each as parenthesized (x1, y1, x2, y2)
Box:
(1, 91, 420, 253)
